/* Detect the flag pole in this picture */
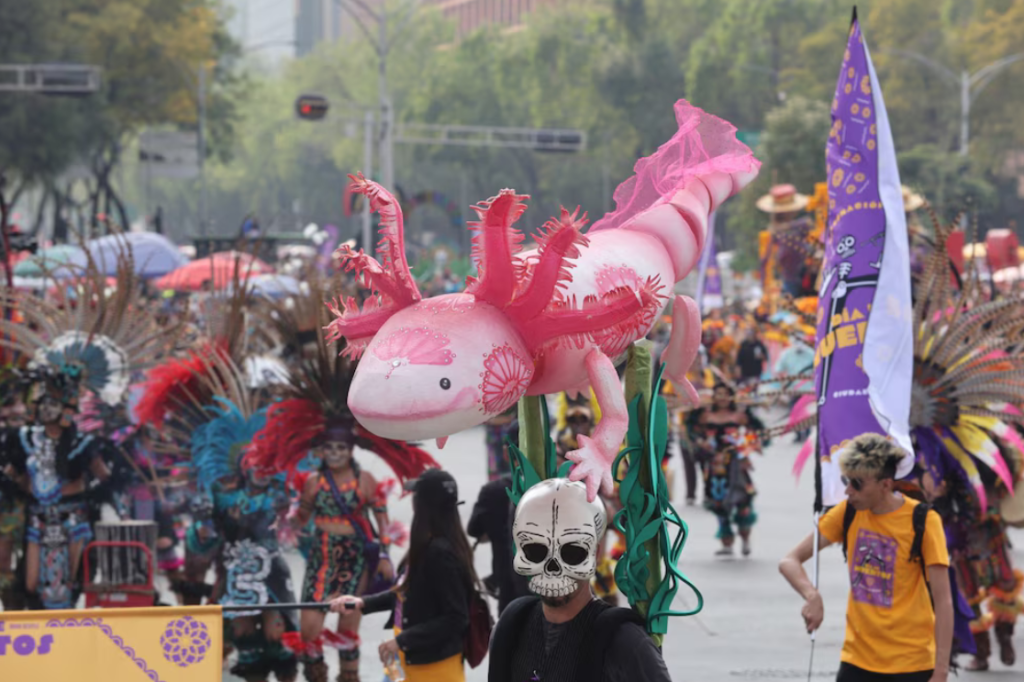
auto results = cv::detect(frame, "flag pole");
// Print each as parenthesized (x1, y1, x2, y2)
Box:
(808, 433, 822, 682)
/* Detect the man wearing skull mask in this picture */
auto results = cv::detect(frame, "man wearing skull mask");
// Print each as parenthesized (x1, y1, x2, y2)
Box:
(488, 479, 673, 682)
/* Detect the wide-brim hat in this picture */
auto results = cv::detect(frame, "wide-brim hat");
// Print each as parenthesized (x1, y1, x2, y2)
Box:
(902, 186, 925, 213)
(757, 184, 809, 214)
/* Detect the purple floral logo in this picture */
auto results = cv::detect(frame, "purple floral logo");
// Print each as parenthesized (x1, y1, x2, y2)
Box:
(160, 616, 211, 667)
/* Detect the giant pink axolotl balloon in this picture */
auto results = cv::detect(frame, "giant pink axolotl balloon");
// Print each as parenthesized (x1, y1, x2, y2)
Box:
(326, 101, 760, 500)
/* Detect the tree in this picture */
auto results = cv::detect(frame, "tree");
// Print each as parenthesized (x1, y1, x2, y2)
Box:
(898, 144, 997, 223)
(0, 0, 240, 238)
(727, 96, 832, 270)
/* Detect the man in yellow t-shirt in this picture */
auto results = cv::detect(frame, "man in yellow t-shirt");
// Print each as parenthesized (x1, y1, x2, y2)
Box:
(779, 434, 954, 682)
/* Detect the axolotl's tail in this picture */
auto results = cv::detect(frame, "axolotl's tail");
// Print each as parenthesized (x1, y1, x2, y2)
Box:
(588, 99, 761, 284)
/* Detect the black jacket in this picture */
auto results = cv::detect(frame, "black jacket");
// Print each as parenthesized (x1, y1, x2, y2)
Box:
(362, 536, 470, 666)
(467, 476, 529, 613)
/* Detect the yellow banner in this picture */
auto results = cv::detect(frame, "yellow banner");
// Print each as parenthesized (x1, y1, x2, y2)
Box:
(0, 606, 223, 682)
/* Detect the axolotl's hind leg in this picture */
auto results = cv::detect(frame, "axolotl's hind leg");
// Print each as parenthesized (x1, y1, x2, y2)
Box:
(660, 294, 702, 407)
(566, 350, 628, 502)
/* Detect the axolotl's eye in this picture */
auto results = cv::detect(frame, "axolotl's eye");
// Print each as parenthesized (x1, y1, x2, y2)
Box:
(440, 378, 451, 390)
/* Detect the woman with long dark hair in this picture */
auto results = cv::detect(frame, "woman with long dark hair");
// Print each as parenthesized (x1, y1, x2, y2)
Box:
(331, 469, 477, 682)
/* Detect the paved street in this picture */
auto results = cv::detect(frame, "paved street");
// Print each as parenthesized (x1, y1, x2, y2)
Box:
(221, 416, 1024, 681)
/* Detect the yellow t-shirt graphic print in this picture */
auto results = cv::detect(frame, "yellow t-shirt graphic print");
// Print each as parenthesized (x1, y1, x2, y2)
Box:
(819, 498, 950, 675)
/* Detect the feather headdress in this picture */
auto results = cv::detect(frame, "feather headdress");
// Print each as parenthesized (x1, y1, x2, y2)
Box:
(188, 355, 268, 494)
(0, 247, 182, 409)
(246, 276, 438, 485)
(908, 209, 1024, 510)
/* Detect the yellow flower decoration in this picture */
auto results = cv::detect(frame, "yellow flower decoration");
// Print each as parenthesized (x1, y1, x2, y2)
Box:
(860, 75, 871, 94)
(832, 168, 845, 187)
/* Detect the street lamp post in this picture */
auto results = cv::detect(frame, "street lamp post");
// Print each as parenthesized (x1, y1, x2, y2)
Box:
(332, 0, 420, 192)
(197, 65, 207, 236)
(882, 49, 1024, 156)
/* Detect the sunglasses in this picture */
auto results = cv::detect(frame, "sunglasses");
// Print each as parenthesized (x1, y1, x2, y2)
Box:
(841, 475, 864, 492)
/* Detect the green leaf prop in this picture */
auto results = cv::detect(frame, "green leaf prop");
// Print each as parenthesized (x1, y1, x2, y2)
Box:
(507, 394, 569, 505)
(613, 353, 704, 638)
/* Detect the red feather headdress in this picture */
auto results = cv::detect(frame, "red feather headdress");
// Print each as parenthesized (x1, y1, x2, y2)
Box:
(245, 275, 437, 486)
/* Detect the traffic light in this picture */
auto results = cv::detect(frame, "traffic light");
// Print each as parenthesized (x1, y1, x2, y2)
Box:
(295, 94, 329, 121)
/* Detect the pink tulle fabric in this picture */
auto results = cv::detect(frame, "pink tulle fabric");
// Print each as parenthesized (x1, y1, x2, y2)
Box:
(590, 100, 761, 232)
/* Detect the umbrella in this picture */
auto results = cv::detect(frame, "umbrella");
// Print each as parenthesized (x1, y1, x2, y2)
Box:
(237, 274, 303, 299)
(13, 244, 88, 278)
(87, 232, 189, 278)
(153, 251, 274, 292)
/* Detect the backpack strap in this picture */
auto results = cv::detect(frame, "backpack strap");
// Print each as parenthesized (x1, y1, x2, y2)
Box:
(487, 596, 540, 682)
(841, 501, 857, 562)
(579, 605, 648, 682)
(909, 502, 930, 568)
(910, 502, 935, 611)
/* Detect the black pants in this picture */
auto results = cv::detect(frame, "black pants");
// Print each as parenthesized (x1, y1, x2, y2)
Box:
(836, 662, 933, 682)
(679, 437, 698, 502)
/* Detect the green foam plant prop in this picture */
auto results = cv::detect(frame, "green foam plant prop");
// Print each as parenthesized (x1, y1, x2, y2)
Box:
(613, 344, 703, 641)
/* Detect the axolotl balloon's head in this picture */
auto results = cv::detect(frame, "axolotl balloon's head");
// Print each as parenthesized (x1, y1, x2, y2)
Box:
(348, 294, 536, 441)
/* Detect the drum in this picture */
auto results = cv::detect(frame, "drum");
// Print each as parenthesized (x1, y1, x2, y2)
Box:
(1000, 478, 1024, 528)
(93, 521, 158, 586)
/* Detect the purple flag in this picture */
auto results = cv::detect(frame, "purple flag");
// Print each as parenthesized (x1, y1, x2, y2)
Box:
(814, 15, 914, 506)
(695, 211, 722, 313)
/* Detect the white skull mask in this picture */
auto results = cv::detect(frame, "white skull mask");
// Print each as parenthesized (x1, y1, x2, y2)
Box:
(512, 479, 606, 598)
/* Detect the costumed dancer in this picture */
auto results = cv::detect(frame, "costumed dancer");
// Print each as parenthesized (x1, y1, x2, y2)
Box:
(771, 327, 815, 442)
(0, 368, 29, 608)
(0, 368, 111, 609)
(246, 321, 437, 682)
(185, 355, 299, 682)
(484, 407, 517, 480)
(135, 276, 255, 605)
(903, 213, 1024, 670)
(688, 381, 764, 557)
(0, 259, 176, 609)
(756, 183, 815, 298)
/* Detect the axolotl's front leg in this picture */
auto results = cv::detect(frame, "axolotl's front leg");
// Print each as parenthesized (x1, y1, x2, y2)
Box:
(565, 350, 628, 502)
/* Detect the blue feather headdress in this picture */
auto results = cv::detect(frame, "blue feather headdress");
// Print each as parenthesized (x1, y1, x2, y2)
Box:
(191, 396, 268, 495)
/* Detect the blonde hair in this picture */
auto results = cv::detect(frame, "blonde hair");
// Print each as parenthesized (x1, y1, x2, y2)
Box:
(839, 433, 905, 480)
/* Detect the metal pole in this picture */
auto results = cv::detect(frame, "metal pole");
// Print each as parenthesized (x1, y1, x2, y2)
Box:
(198, 65, 208, 237)
(807, 512, 821, 682)
(362, 109, 374, 251)
(378, 16, 393, 191)
(959, 70, 970, 157)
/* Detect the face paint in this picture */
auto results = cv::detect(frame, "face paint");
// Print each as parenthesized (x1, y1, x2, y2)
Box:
(320, 440, 353, 470)
(37, 395, 63, 425)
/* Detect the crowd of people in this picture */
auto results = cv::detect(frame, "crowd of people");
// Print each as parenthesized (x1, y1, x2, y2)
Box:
(0, 79, 1022, 682)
